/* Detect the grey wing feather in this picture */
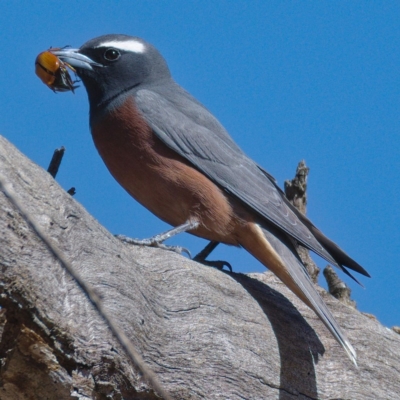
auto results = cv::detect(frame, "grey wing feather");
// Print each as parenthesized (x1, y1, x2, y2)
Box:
(134, 84, 338, 266)
(257, 165, 369, 278)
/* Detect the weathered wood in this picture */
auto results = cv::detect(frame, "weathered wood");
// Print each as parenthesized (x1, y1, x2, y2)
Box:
(284, 160, 320, 284)
(0, 135, 399, 399)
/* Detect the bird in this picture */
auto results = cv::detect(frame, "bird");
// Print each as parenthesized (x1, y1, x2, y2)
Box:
(51, 34, 370, 365)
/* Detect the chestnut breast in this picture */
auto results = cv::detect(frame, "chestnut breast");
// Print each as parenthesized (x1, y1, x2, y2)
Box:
(91, 97, 243, 243)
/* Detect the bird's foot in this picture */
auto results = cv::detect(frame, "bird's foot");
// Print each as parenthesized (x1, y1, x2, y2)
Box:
(114, 221, 199, 257)
(116, 234, 191, 256)
(194, 257, 232, 272)
(193, 241, 232, 272)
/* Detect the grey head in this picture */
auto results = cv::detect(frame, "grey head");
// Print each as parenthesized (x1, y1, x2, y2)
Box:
(53, 34, 172, 121)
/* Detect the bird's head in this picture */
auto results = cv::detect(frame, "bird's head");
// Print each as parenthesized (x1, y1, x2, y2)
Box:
(52, 34, 171, 111)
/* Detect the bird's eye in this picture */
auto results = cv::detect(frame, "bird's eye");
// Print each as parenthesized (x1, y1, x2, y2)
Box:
(104, 49, 121, 61)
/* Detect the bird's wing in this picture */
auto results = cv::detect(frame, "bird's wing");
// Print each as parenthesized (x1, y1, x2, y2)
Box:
(134, 86, 338, 266)
(256, 165, 369, 279)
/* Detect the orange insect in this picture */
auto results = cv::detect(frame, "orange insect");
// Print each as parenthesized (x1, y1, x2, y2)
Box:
(35, 49, 78, 93)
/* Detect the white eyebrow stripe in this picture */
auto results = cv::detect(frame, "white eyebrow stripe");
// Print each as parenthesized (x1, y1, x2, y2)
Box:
(95, 40, 146, 53)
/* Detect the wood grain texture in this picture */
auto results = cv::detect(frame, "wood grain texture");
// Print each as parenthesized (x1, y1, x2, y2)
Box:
(0, 135, 399, 399)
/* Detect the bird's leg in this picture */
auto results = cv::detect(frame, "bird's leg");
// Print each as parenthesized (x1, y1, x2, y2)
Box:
(193, 241, 232, 272)
(116, 220, 199, 256)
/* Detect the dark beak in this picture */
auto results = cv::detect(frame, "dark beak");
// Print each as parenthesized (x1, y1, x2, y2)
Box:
(51, 48, 102, 71)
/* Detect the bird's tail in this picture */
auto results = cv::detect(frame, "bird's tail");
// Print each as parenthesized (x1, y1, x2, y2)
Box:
(239, 221, 357, 366)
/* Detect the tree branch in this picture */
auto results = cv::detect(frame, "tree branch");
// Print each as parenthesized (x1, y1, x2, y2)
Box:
(1, 135, 399, 399)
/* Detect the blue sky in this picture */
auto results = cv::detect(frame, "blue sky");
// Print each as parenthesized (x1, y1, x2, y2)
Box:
(1, 2, 399, 327)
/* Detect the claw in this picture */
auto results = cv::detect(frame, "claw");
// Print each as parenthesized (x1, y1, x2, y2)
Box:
(157, 243, 191, 257)
(194, 258, 232, 272)
(193, 241, 232, 272)
(115, 234, 191, 256)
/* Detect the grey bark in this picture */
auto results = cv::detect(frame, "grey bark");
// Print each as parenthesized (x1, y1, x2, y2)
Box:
(284, 161, 320, 284)
(0, 135, 399, 400)
(284, 161, 355, 306)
